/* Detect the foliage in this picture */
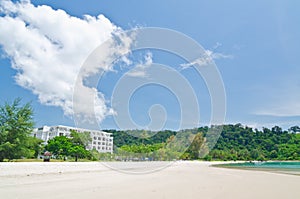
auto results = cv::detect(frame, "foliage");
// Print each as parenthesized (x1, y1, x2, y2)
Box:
(119, 143, 164, 153)
(105, 129, 177, 146)
(111, 124, 300, 161)
(45, 136, 73, 157)
(1, 98, 299, 162)
(0, 98, 42, 161)
(70, 130, 92, 148)
(45, 133, 91, 161)
(208, 124, 300, 161)
(114, 133, 206, 161)
(185, 133, 205, 159)
(26, 136, 44, 158)
(289, 126, 300, 133)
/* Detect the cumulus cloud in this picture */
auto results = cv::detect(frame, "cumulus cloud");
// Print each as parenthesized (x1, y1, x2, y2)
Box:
(0, 0, 132, 123)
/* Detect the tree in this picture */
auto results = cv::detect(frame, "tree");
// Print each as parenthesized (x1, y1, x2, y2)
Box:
(26, 136, 44, 158)
(69, 145, 89, 162)
(0, 98, 36, 161)
(45, 133, 91, 161)
(186, 133, 205, 159)
(70, 130, 91, 148)
(289, 126, 300, 134)
(69, 131, 92, 161)
(271, 126, 283, 134)
(45, 136, 73, 158)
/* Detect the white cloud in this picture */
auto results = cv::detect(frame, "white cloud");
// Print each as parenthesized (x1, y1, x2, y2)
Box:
(206, 50, 233, 60)
(253, 80, 300, 117)
(212, 42, 222, 50)
(0, 0, 132, 123)
(144, 51, 153, 65)
(254, 102, 300, 117)
(120, 56, 133, 66)
(180, 49, 233, 69)
(126, 52, 153, 78)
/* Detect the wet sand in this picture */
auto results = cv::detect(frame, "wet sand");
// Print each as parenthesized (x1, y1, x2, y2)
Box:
(0, 161, 299, 199)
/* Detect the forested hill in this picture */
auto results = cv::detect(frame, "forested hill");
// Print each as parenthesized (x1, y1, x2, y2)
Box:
(105, 124, 300, 161)
(105, 129, 177, 146)
(207, 124, 300, 161)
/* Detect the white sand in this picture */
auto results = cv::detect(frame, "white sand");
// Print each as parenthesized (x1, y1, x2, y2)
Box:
(0, 161, 299, 199)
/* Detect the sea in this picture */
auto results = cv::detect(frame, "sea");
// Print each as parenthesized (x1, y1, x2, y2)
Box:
(216, 161, 300, 175)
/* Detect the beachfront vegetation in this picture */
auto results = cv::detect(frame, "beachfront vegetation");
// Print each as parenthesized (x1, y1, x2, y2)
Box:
(0, 99, 299, 161)
(0, 98, 43, 162)
(206, 124, 300, 161)
(45, 131, 93, 161)
(108, 124, 300, 161)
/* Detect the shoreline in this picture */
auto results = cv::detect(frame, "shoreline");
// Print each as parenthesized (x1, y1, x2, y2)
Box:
(212, 164, 300, 176)
(211, 161, 300, 176)
(2, 160, 300, 176)
(0, 161, 299, 199)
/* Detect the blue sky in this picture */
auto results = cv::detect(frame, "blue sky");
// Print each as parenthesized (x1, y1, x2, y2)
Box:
(0, 0, 299, 130)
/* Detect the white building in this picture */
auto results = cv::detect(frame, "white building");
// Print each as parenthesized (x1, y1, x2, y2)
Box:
(32, 125, 113, 153)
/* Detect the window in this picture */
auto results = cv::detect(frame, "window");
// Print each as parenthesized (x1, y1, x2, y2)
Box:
(59, 133, 63, 136)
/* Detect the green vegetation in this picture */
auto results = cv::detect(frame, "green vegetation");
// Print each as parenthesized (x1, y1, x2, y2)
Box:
(105, 129, 177, 146)
(0, 98, 43, 162)
(0, 99, 96, 162)
(45, 130, 93, 161)
(109, 124, 300, 161)
(208, 124, 300, 161)
(0, 98, 299, 162)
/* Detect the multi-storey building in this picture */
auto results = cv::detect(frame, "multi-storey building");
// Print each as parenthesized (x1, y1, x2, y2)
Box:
(32, 125, 113, 153)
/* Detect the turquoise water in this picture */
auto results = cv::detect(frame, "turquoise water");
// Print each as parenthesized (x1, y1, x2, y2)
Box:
(224, 161, 300, 169)
(217, 161, 300, 175)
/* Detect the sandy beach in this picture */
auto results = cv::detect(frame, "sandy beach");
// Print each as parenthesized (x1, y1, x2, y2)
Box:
(0, 161, 299, 199)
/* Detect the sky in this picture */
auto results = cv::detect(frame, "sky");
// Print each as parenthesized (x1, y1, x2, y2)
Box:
(0, 0, 299, 130)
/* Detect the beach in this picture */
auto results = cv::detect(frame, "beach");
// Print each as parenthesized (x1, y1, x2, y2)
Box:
(0, 161, 299, 199)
